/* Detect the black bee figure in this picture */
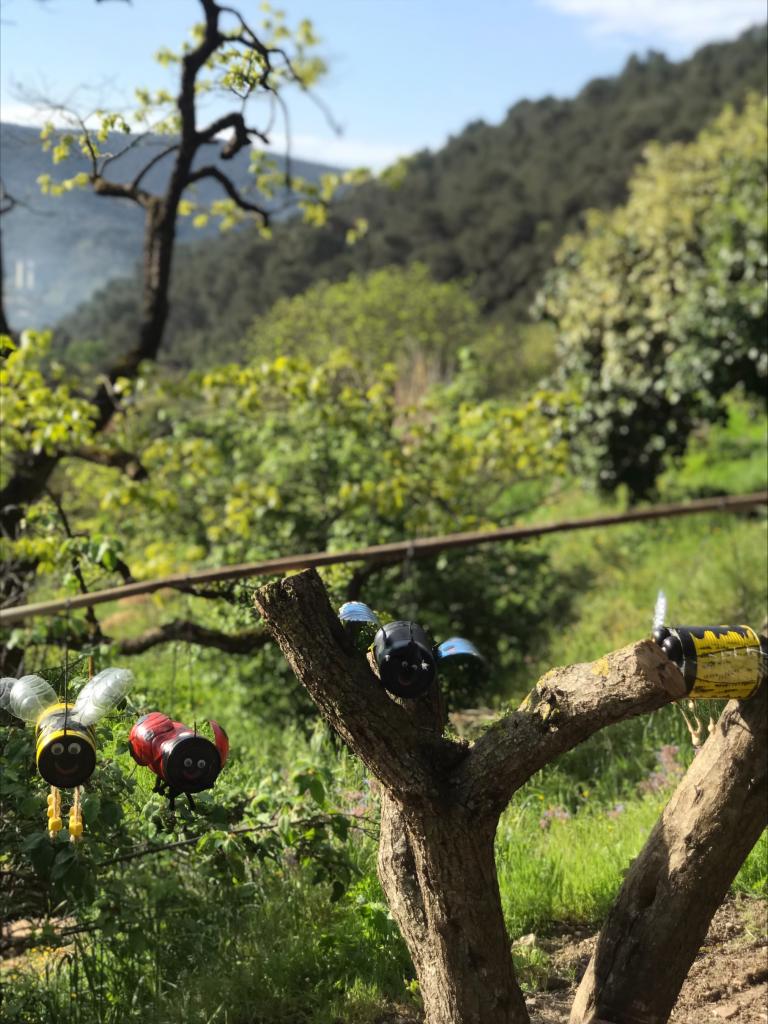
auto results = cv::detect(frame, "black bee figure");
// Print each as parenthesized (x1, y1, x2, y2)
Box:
(338, 601, 483, 698)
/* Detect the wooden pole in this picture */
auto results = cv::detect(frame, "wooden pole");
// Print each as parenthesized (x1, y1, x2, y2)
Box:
(1, 491, 764, 625)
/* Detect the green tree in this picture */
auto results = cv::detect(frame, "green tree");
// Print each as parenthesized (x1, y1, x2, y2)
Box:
(537, 93, 767, 497)
(0, 0, 341, 669)
(241, 263, 483, 392)
(238, 263, 559, 400)
(52, 25, 767, 369)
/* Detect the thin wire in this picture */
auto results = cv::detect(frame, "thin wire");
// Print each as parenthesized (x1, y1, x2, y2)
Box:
(404, 542, 417, 621)
(187, 642, 194, 720)
(169, 643, 177, 712)
(63, 600, 71, 735)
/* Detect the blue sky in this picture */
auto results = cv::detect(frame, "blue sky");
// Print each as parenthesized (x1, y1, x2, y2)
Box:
(1, 0, 765, 168)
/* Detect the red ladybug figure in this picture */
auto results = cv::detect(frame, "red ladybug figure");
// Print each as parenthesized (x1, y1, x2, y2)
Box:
(129, 712, 229, 810)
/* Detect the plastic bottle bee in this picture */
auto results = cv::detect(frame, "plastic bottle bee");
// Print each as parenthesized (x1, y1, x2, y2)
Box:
(338, 601, 484, 698)
(651, 590, 767, 700)
(0, 668, 134, 839)
(128, 713, 229, 811)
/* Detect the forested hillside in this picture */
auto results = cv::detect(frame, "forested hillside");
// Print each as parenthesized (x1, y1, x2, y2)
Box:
(0, 123, 339, 328)
(54, 24, 767, 370)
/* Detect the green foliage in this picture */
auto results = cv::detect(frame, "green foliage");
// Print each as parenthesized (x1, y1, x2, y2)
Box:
(1, 675, 400, 1024)
(240, 263, 485, 390)
(498, 790, 665, 934)
(42, 345, 568, 707)
(538, 94, 768, 497)
(657, 391, 768, 499)
(497, 706, 767, 937)
(0, 332, 98, 470)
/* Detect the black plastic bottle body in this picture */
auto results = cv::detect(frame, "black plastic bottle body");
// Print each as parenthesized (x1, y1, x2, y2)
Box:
(373, 620, 436, 698)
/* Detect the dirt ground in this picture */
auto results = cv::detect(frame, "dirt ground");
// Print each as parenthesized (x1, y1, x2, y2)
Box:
(380, 894, 768, 1024)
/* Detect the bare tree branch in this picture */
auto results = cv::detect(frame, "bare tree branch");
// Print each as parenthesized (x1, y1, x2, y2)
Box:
(117, 618, 268, 655)
(69, 446, 148, 480)
(255, 569, 468, 802)
(187, 165, 269, 218)
(458, 640, 686, 816)
(98, 812, 375, 866)
(197, 111, 268, 154)
(91, 175, 149, 207)
(128, 142, 180, 191)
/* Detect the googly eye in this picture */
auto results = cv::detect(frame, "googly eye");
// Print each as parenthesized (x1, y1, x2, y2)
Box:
(183, 757, 193, 768)
(67, 742, 82, 755)
(51, 742, 64, 756)
(197, 759, 207, 769)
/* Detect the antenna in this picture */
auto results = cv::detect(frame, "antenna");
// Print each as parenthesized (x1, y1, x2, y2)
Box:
(653, 590, 667, 632)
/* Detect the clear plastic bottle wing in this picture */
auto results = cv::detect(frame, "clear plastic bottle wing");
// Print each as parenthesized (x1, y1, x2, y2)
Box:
(9, 675, 59, 722)
(72, 667, 134, 725)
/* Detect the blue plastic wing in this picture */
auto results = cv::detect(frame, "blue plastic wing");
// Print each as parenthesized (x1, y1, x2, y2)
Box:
(338, 602, 381, 627)
(436, 637, 483, 664)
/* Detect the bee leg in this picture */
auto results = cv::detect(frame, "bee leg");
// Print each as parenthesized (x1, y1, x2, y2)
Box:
(185, 793, 197, 813)
(167, 790, 178, 812)
(153, 776, 165, 795)
(68, 786, 83, 842)
(47, 786, 62, 839)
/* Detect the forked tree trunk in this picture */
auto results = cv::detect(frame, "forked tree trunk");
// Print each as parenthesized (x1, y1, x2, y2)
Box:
(255, 569, 693, 1024)
(253, 570, 767, 1024)
(570, 682, 768, 1024)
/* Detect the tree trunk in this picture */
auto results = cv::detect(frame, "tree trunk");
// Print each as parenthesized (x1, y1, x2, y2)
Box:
(570, 682, 768, 1024)
(379, 792, 529, 1024)
(0, 215, 12, 338)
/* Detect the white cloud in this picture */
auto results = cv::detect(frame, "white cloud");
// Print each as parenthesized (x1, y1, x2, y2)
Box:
(0, 98, 107, 130)
(267, 132, 411, 171)
(540, 0, 766, 47)
(0, 100, 56, 127)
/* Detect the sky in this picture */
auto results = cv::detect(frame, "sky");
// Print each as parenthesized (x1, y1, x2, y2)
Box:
(1, 0, 765, 169)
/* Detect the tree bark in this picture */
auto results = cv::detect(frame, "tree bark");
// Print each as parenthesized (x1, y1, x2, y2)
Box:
(255, 569, 688, 1024)
(379, 793, 529, 1023)
(0, 216, 11, 338)
(570, 682, 768, 1024)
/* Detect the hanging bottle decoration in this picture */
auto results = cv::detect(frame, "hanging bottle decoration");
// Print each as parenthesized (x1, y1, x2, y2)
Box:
(128, 713, 229, 811)
(338, 601, 484, 699)
(0, 667, 134, 838)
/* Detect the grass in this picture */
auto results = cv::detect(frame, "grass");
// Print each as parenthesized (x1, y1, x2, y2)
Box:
(498, 793, 667, 935)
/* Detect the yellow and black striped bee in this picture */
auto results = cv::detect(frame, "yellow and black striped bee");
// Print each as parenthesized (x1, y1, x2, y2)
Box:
(651, 591, 766, 700)
(0, 668, 133, 839)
